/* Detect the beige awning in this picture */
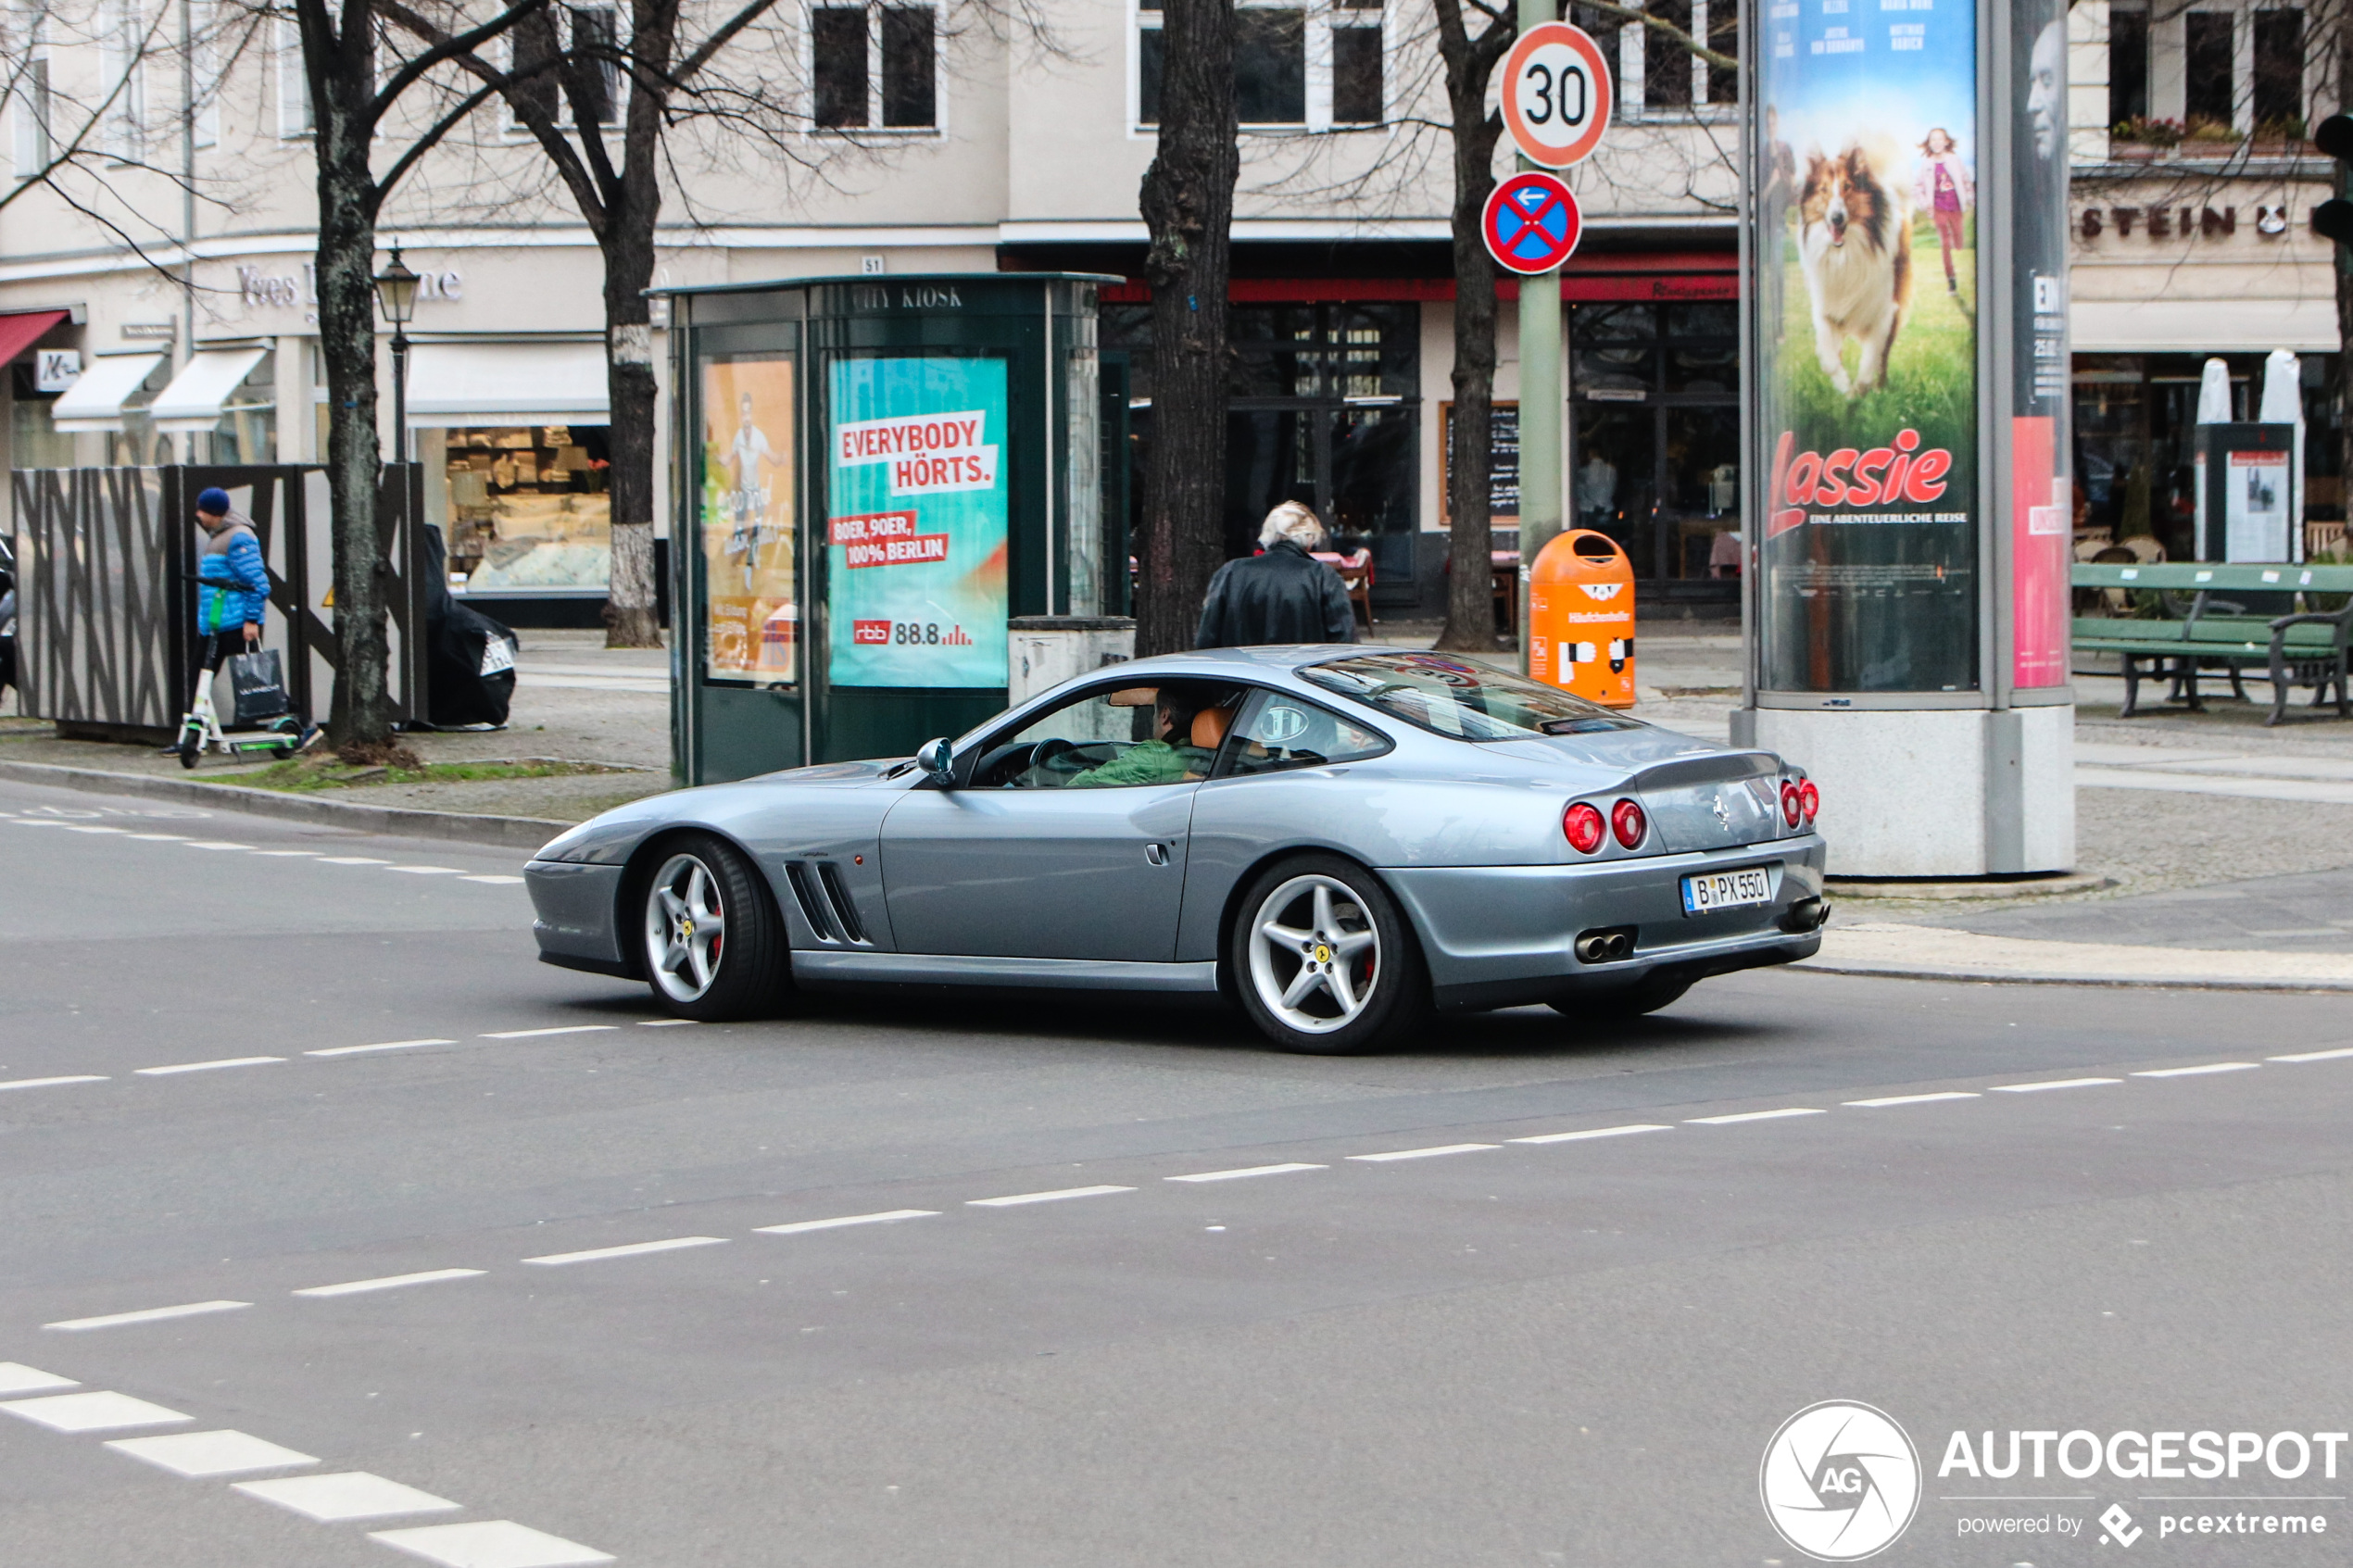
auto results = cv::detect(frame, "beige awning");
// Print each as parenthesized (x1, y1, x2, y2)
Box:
(405, 341, 610, 426)
(51, 352, 163, 432)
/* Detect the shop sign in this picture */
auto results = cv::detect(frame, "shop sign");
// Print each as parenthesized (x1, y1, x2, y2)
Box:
(2076, 206, 2243, 240)
(34, 349, 80, 392)
(237, 262, 464, 310)
(825, 356, 1010, 689)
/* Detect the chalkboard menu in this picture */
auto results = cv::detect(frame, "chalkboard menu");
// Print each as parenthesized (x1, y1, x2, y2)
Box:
(1441, 400, 1520, 521)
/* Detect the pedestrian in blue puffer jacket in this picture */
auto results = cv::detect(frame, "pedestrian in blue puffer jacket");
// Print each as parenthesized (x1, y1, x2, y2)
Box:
(192, 485, 269, 696)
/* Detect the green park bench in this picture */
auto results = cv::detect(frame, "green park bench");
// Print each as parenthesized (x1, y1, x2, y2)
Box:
(2071, 560, 2353, 725)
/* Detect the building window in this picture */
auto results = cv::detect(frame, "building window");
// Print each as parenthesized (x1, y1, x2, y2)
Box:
(1645, 0, 1692, 109)
(1137, 2, 1386, 131)
(1704, 0, 1737, 104)
(812, 3, 937, 130)
(2183, 12, 2233, 132)
(2253, 8, 2302, 136)
(100, 0, 145, 160)
(509, 5, 623, 130)
(1615, 0, 1729, 119)
(277, 19, 312, 137)
(2108, 7, 2146, 127)
(14, 54, 50, 174)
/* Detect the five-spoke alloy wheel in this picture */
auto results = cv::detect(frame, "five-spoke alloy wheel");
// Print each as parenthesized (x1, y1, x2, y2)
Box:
(1231, 854, 1425, 1054)
(636, 832, 786, 1021)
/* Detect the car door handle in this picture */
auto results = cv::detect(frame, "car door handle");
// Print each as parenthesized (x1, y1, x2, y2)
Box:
(1144, 842, 1169, 866)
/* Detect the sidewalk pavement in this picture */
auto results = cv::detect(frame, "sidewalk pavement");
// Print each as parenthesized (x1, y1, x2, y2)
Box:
(9, 622, 2353, 991)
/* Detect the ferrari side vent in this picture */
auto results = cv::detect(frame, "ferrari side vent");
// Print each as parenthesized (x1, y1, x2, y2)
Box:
(816, 862, 870, 945)
(784, 861, 840, 942)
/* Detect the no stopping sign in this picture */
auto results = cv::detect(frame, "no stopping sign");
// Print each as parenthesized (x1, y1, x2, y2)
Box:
(1482, 171, 1583, 275)
(1502, 21, 1613, 168)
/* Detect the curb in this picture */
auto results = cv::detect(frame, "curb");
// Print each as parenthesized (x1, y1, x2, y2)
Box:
(1793, 959, 2353, 993)
(0, 759, 570, 852)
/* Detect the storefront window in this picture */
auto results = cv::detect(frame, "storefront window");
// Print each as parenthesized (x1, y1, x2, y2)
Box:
(212, 351, 276, 465)
(9, 361, 77, 467)
(1568, 300, 1742, 592)
(434, 423, 612, 592)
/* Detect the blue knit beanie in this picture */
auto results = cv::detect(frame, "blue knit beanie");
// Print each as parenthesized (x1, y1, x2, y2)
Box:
(196, 487, 232, 517)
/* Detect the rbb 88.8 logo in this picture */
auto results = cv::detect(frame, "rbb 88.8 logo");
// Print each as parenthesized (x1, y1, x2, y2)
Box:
(893, 622, 941, 645)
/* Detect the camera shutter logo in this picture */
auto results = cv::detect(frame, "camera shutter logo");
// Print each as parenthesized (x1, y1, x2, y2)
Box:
(1759, 1401, 1921, 1561)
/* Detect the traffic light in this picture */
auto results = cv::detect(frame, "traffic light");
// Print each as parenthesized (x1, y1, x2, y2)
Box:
(2312, 114, 2353, 244)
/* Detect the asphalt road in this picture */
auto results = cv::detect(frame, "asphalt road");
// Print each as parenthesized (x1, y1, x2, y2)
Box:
(3, 775, 2349, 1568)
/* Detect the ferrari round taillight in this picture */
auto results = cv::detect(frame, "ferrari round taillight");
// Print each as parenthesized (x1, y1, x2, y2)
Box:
(1610, 797, 1646, 849)
(1563, 801, 1605, 854)
(1798, 780, 1820, 822)
(1780, 781, 1803, 828)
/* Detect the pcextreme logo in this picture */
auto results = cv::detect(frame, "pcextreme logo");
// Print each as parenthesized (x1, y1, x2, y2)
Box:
(1760, 1401, 1923, 1562)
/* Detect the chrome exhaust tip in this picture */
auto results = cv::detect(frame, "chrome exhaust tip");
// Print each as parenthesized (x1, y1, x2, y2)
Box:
(1574, 927, 1638, 964)
(1782, 897, 1831, 933)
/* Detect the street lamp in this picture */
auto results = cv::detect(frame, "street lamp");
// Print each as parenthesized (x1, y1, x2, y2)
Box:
(373, 245, 421, 463)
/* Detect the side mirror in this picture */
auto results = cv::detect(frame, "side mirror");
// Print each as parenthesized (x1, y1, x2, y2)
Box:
(915, 737, 955, 786)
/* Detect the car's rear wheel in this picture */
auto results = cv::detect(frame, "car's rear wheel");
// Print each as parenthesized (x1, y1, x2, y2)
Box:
(639, 833, 787, 1021)
(1231, 854, 1426, 1054)
(1550, 974, 1692, 1021)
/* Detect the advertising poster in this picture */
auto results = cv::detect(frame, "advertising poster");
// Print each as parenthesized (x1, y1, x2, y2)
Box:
(2010, 0, 2073, 685)
(826, 356, 1010, 689)
(1755, 0, 1980, 692)
(699, 355, 798, 683)
(2225, 449, 2293, 561)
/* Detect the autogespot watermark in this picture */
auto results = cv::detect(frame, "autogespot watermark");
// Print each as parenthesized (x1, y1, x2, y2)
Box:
(1762, 1405, 2347, 1559)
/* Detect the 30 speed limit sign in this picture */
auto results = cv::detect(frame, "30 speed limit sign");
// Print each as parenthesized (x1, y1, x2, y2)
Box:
(1501, 21, 1612, 168)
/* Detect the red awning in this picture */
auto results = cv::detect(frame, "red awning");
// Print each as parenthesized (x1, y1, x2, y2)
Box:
(0, 308, 69, 366)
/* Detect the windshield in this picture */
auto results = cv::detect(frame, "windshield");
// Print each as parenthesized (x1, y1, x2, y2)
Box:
(1301, 653, 1646, 742)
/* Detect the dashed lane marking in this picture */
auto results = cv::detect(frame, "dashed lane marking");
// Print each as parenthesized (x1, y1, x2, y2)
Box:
(249, 849, 321, 858)
(107, 1430, 319, 1477)
(2133, 1062, 2259, 1078)
(637, 1018, 694, 1026)
(1843, 1092, 1982, 1108)
(234, 1471, 462, 1523)
(483, 1025, 620, 1040)
(522, 1236, 728, 1266)
(306, 1039, 458, 1058)
(755, 1210, 939, 1235)
(124, 834, 189, 841)
(1166, 1162, 1327, 1183)
(0, 1074, 107, 1091)
(461, 874, 526, 884)
(317, 857, 392, 866)
(2271, 1047, 2353, 1063)
(181, 842, 253, 851)
(6, 819, 69, 827)
(384, 866, 465, 876)
(1347, 1144, 1500, 1162)
(968, 1185, 1136, 1207)
(0, 1362, 78, 1395)
(135, 1057, 285, 1076)
(45, 1301, 251, 1332)
(294, 1269, 485, 1298)
(62, 824, 128, 834)
(1990, 1077, 2124, 1093)
(371, 1519, 616, 1567)
(1686, 1108, 1827, 1125)
(0, 1391, 192, 1432)
(1507, 1123, 1672, 1145)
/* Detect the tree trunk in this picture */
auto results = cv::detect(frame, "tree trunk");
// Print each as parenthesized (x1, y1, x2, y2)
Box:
(314, 84, 392, 746)
(1136, 0, 1238, 657)
(2340, 25, 2353, 549)
(602, 249, 661, 649)
(1435, 93, 1506, 651)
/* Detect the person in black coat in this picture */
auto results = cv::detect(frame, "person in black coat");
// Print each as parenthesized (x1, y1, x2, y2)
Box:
(1196, 502, 1358, 648)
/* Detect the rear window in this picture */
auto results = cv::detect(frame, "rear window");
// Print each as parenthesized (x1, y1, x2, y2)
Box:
(1301, 652, 1645, 742)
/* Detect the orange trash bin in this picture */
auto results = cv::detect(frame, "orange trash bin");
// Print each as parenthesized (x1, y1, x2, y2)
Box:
(1528, 530, 1635, 708)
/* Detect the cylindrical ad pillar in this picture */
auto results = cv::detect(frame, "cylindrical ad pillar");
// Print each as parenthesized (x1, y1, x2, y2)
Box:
(1738, 0, 2074, 877)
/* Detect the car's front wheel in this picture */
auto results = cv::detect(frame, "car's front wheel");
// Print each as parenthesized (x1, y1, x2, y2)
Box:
(639, 833, 787, 1021)
(1230, 854, 1427, 1054)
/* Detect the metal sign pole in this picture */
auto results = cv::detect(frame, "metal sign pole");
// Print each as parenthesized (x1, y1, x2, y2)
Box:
(1512, 0, 1567, 673)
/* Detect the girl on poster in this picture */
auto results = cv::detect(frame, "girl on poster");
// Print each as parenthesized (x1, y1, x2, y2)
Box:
(1914, 129, 1973, 295)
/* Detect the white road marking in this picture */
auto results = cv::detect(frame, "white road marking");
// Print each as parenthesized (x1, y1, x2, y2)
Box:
(0, 1391, 192, 1432)
(135, 1057, 284, 1076)
(0, 1074, 107, 1091)
(384, 866, 465, 875)
(371, 1519, 615, 1567)
(306, 1038, 457, 1058)
(1347, 1144, 1500, 1162)
(62, 824, 128, 834)
(0, 1362, 77, 1395)
(8, 819, 69, 827)
(482, 1025, 620, 1039)
(2271, 1046, 2353, 1063)
(318, 856, 392, 865)
(636, 1018, 695, 1026)
(45, 1300, 251, 1332)
(755, 1210, 939, 1235)
(124, 834, 189, 841)
(1687, 1108, 1826, 1124)
(522, 1236, 727, 1266)
(1166, 1162, 1327, 1183)
(1843, 1092, 1982, 1108)
(107, 1429, 318, 1477)
(1508, 1123, 1673, 1145)
(967, 1185, 1136, 1207)
(181, 841, 252, 851)
(1990, 1077, 2123, 1093)
(295, 1268, 485, 1298)
(2132, 1062, 2259, 1078)
(249, 849, 321, 858)
(234, 1471, 461, 1523)
(460, 874, 526, 884)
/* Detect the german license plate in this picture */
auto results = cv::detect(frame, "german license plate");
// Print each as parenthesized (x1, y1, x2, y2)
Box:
(1681, 867, 1771, 914)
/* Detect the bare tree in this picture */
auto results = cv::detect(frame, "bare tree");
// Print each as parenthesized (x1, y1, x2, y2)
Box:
(1136, 0, 1237, 658)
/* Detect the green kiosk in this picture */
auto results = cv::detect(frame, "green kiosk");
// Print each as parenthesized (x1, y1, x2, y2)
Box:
(665, 273, 1119, 784)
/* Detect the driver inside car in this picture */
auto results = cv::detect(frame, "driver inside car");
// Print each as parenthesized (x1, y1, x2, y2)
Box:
(1070, 691, 1220, 787)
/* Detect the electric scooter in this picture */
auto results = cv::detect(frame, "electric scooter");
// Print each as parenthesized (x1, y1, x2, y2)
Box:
(173, 658, 317, 770)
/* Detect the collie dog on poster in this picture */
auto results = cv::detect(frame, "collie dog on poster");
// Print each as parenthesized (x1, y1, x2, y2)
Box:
(1797, 142, 1913, 396)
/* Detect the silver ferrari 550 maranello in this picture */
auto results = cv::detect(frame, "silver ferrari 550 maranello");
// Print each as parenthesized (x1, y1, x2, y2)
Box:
(524, 647, 1829, 1053)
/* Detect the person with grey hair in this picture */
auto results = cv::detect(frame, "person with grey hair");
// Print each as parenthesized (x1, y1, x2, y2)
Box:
(1195, 502, 1358, 648)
